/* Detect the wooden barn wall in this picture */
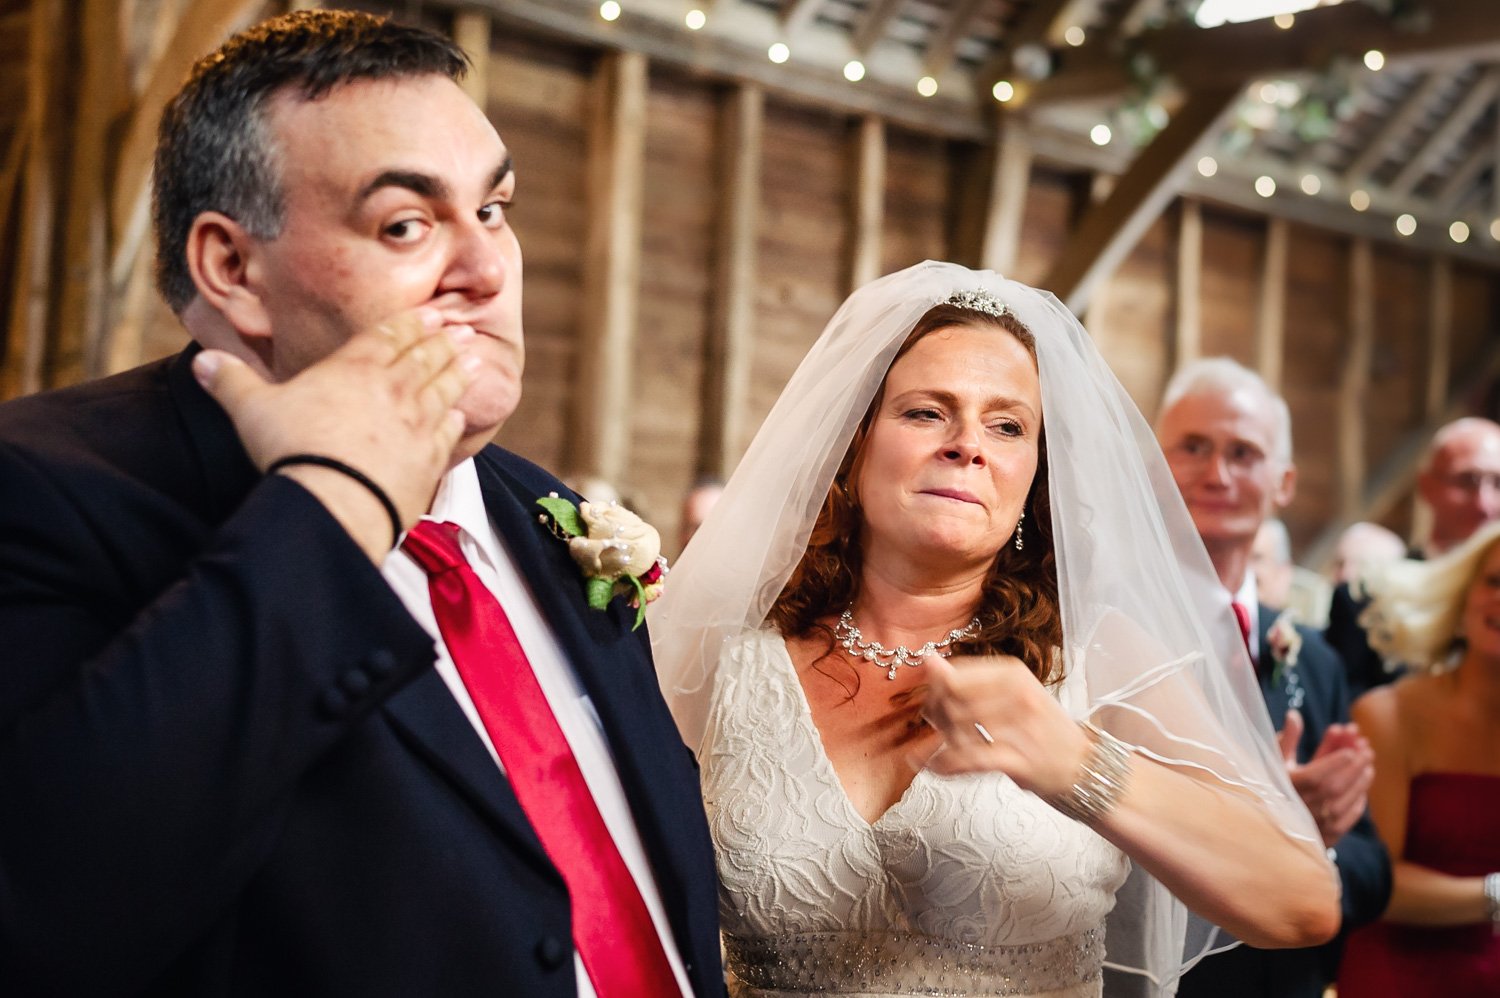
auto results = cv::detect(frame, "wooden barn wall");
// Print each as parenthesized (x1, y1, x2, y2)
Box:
(1282, 226, 1349, 550)
(12, 10, 1498, 560)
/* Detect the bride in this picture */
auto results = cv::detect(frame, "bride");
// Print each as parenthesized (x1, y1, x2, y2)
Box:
(651, 262, 1337, 996)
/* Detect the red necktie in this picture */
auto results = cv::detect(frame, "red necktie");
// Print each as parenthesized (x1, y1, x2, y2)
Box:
(402, 520, 680, 998)
(1231, 601, 1255, 665)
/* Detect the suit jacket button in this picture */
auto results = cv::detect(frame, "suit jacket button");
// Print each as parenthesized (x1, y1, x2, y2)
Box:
(316, 686, 350, 719)
(534, 935, 568, 969)
(340, 669, 373, 698)
(365, 649, 398, 679)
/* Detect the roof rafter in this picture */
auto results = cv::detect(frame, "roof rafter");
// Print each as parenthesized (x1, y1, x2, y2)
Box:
(924, 0, 988, 77)
(780, 0, 822, 35)
(1025, 0, 1500, 107)
(1387, 68, 1499, 197)
(1433, 126, 1494, 210)
(976, 0, 1072, 89)
(1341, 72, 1449, 186)
(853, 0, 905, 56)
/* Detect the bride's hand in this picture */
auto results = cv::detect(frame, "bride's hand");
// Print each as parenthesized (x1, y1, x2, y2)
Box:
(918, 654, 1090, 799)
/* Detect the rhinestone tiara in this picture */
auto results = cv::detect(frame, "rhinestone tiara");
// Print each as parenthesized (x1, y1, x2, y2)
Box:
(943, 289, 1010, 318)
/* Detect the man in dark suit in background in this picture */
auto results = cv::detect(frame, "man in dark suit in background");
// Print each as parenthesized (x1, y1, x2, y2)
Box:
(1154, 358, 1391, 998)
(0, 11, 723, 996)
(1326, 416, 1500, 696)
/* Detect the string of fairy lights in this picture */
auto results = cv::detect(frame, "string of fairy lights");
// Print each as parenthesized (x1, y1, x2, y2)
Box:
(590, 2, 1497, 247)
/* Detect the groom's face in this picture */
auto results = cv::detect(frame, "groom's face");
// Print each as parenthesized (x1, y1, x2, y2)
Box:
(249, 73, 525, 458)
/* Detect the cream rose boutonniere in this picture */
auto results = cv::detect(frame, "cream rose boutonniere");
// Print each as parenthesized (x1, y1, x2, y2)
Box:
(536, 493, 667, 629)
(1266, 610, 1303, 686)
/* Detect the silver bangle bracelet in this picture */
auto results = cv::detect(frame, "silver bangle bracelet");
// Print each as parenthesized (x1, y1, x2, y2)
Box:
(1483, 872, 1500, 935)
(1048, 721, 1132, 826)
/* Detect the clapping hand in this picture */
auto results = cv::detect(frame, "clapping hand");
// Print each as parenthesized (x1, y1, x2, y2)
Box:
(1279, 710, 1374, 847)
(192, 306, 476, 560)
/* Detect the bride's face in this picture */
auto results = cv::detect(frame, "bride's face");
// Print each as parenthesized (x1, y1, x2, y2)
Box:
(854, 323, 1041, 574)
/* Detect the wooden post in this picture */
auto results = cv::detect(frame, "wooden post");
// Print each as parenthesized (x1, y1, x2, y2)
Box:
(573, 50, 648, 483)
(980, 117, 1032, 274)
(847, 114, 884, 293)
(1341, 239, 1375, 520)
(1174, 199, 1202, 371)
(4, 0, 63, 400)
(699, 83, 763, 480)
(452, 10, 491, 107)
(1427, 256, 1453, 421)
(1256, 216, 1288, 391)
(54, 0, 127, 386)
(105, 236, 158, 376)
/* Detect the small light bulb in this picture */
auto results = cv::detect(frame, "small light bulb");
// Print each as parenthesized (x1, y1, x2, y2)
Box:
(1364, 49, 1385, 72)
(1491, 218, 1500, 241)
(684, 8, 705, 30)
(599, 0, 621, 22)
(1450, 220, 1471, 243)
(1255, 175, 1276, 198)
(1064, 26, 1086, 47)
(1197, 156, 1218, 178)
(1273, 13, 1295, 29)
(1258, 82, 1279, 104)
(916, 76, 938, 97)
(843, 60, 865, 82)
(1300, 174, 1321, 196)
(1090, 123, 1112, 146)
(768, 42, 790, 64)
(1395, 213, 1416, 236)
(992, 80, 1015, 102)
(1350, 189, 1371, 212)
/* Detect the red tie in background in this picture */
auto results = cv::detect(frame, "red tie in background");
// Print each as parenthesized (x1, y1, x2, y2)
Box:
(1231, 601, 1253, 658)
(402, 520, 680, 997)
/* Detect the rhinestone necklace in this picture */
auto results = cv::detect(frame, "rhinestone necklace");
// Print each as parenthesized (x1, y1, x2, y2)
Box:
(833, 607, 982, 680)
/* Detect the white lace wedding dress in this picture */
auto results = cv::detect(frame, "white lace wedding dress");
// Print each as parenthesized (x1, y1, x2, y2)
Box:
(701, 630, 1131, 997)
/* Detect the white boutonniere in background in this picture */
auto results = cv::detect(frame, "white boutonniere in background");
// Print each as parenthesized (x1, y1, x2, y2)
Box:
(536, 493, 667, 629)
(1266, 611, 1302, 686)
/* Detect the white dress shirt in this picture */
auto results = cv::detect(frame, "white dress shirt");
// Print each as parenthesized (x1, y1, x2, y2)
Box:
(382, 460, 692, 998)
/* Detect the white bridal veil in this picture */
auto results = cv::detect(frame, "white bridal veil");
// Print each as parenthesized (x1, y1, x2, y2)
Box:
(650, 261, 1323, 993)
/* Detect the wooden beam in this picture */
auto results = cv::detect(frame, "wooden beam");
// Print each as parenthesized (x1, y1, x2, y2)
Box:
(699, 84, 763, 480)
(1435, 125, 1494, 210)
(103, 232, 157, 376)
(108, 0, 264, 288)
(1426, 256, 1453, 422)
(1027, 0, 1500, 108)
(1043, 86, 1239, 314)
(573, 50, 648, 483)
(1388, 68, 1500, 198)
(847, 115, 884, 292)
(0, 123, 29, 275)
(1256, 216, 1288, 392)
(1340, 239, 1375, 520)
(781, 0, 821, 35)
(1341, 73, 1448, 186)
(53, 0, 128, 386)
(923, 0, 986, 78)
(979, 118, 1032, 274)
(853, 0, 905, 56)
(453, 9, 492, 107)
(976, 0, 1071, 87)
(4, 0, 63, 401)
(1174, 199, 1202, 371)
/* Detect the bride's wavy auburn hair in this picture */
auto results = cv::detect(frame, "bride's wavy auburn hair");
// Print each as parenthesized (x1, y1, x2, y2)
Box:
(768, 303, 1063, 691)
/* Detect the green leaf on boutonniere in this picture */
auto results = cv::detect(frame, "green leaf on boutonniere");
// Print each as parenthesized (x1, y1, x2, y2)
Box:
(624, 573, 647, 631)
(537, 496, 584, 537)
(584, 575, 614, 611)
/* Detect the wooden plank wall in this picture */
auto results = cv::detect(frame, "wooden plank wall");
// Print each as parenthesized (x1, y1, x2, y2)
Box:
(7, 5, 1499, 561)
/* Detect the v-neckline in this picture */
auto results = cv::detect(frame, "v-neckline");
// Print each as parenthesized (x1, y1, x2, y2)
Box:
(771, 633, 928, 831)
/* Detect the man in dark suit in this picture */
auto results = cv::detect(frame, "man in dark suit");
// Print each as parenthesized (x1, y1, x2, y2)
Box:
(0, 11, 723, 996)
(1325, 417, 1500, 697)
(1153, 358, 1391, 998)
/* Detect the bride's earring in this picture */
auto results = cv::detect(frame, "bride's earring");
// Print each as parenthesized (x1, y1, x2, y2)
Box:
(1014, 509, 1025, 551)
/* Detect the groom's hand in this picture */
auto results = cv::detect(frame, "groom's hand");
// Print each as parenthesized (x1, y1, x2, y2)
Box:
(193, 307, 476, 561)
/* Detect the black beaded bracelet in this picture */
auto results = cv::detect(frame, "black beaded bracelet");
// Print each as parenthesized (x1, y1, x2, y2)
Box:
(266, 454, 403, 551)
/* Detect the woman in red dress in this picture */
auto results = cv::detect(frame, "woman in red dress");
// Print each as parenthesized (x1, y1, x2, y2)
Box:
(1338, 522, 1500, 995)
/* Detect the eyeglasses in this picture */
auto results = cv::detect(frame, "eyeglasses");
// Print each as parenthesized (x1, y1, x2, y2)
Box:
(1440, 470, 1500, 494)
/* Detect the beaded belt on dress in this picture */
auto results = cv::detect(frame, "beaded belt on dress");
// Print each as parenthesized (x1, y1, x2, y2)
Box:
(724, 927, 1103, 995)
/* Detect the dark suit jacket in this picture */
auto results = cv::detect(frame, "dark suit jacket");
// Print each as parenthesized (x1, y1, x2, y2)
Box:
(1174, 606, 1391, 998)
(0, 350, 725, 996)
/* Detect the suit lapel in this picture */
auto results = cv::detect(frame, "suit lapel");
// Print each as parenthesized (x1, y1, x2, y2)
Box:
(1257, 603, 1289, 724)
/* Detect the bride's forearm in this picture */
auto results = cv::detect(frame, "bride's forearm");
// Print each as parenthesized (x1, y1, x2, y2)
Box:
(1094, 754, 1340, 949)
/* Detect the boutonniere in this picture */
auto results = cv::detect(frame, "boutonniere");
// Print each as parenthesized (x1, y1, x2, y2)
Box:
(1266, 611, 1302, 685)
(536, 493, 667, 629)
